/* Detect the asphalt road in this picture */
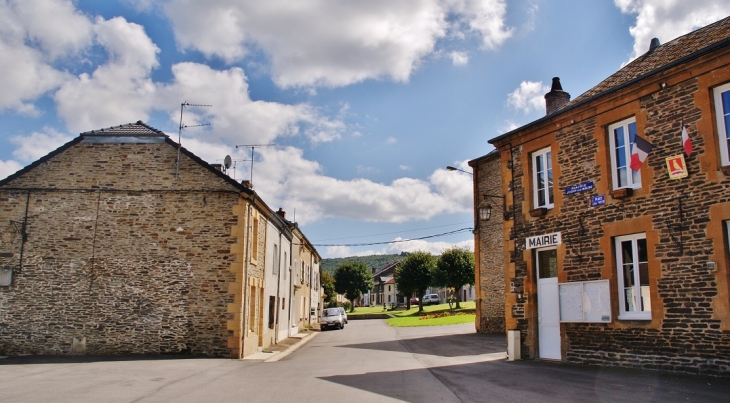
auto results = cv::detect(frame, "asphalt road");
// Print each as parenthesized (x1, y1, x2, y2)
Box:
(0, 321, 728, 402)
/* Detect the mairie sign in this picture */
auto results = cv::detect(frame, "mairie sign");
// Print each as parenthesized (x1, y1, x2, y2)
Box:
(526, 232, 562, 250)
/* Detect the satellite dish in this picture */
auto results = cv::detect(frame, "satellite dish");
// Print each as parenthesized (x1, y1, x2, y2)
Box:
(224, 155, 232, 169)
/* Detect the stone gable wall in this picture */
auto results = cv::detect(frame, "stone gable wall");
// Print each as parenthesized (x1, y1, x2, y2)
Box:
(0, 141, 245, 357)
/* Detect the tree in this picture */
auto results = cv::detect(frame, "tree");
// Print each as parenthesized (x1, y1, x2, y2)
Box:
(434, 247, 475, 309)
(395, 251, 436, 312)
(334, 261, 374, 312)
(321, 272, 336, 305)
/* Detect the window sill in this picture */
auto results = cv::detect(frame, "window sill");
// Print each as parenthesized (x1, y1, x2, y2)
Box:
(610, 188, 633, 199)
(617, 314, 651, 321)
(722, 166, 730, 176)
(529, 207, 548, 218)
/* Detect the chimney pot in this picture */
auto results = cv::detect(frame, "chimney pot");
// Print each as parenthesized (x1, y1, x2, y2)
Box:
(276, 208, 286, 219)
(649, 38, 661, 52)
(241, 180, 253, 189)
(544, 77, 571, 115)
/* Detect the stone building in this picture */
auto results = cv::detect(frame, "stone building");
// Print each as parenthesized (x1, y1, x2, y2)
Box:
(0, 121, 308, 358)
(474, 17, 730, 374)
(468, 150, 506, 333)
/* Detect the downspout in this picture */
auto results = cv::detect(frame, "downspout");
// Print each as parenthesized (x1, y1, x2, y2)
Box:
(274, 229, 282, 343)
(472, 160, 481, 332)
(287, 237, 293, 336)
(16, 190, 31, 278)
(240, 193, 255, 358)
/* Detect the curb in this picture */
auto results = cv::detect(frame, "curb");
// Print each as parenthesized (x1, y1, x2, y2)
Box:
(264, 332, 319, 363)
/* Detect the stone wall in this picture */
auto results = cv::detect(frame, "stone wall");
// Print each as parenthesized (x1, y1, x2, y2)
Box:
(0, 141, 246, 357)
(471, 153, 506, 333)
(491, 49, 730, 374)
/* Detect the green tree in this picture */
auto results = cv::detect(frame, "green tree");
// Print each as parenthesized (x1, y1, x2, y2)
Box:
(321, 272, 336, 304)
(434, 247, 475, 309)
(395, 251, 436, 312)
(334, 261, 374, 312)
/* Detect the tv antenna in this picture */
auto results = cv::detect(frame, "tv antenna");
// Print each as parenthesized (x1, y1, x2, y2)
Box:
(176, 101, 211, 179)
(221, 155, 250, 180)
(235, 144, 275, 185)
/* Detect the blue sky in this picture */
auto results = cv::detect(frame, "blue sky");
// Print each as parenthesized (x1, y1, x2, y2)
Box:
(2, 0, 728, 258)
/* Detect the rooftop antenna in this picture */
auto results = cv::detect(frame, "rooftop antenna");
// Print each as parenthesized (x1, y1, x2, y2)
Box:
(221, 156, 250, 180)
(234, 143, 275, 185)
(176, 101, 211, 179)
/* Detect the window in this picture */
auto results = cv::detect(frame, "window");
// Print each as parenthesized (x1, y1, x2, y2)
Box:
(249, 286, 256, 332)
(272, 244, 279, 275)
(714, 82, 730, 166)
(531, 147, 554, 209)
(615, 233, 651, 320)
(608, 117, 641, 190)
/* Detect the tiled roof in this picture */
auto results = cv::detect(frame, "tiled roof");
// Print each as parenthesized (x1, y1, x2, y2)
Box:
(571, 16, 730, 105)
(81, 121, 166, 137)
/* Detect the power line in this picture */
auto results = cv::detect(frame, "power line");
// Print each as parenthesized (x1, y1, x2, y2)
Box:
(311, 221, 474, 242)
(312, 228, 473, 247)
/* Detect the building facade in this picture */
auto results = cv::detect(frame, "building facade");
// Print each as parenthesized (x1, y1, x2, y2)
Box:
(478, 17, 730, 374)
(0, 122, 313, 358)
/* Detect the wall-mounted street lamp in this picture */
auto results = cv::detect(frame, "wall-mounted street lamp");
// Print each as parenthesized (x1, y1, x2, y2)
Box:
(478, 194, 509, 221)
(446, 166, 473, 176)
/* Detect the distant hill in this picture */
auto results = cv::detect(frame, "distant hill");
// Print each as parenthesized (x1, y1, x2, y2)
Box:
(321, 253, 406, 275)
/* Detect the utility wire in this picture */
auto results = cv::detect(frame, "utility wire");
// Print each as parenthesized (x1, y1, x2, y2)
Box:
(312, 228, 473, 247)
(311, 221, 474, 242)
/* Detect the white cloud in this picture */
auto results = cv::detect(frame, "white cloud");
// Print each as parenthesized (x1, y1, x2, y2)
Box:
(382, 238, 473, 255)
(615, 0, 730, 62)
(0, 160, 23, 181)
(0, 0, 91, 115)
(385, 137, 397, 145)
(450, 51, 469, 66)
(399, 165, 412, 171)
(225, 147, 471, 225)
(164, 0, 511, 88)
(507, 80, 549, 114)
(10, 127, 73, 162)
(54, 16, 160, 133)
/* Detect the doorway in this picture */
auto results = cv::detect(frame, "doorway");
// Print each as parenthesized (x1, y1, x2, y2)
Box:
(536, 247, 560, 359)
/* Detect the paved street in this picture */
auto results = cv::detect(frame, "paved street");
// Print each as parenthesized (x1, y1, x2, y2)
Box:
(1, 320, 728, 402)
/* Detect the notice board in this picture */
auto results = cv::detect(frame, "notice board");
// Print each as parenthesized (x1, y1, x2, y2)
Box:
(558, 279, 611, 323)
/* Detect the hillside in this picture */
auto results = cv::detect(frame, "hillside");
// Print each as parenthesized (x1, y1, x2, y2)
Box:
(321, 253, 405, 275)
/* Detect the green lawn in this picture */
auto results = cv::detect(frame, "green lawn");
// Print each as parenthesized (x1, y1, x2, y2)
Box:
(347, 301, 476, 327)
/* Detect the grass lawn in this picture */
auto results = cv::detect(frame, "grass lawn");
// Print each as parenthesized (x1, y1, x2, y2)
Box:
(347, 305, 392, 315)
(387, 301, 476, 327)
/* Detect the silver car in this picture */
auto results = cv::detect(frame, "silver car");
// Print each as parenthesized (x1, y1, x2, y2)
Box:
(321, 307, 345, 330)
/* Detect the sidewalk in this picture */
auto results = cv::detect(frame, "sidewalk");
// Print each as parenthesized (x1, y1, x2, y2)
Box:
(242, 330, 319, 362)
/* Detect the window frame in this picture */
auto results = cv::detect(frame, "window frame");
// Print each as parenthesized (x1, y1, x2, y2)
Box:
(531, 146, 554, 209)
(614, 233, 651, 320)
(608, 117, 642, 190)
(713, 82, 730, 166)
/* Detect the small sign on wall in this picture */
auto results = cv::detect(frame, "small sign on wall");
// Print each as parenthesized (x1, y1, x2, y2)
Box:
(666, 155, 688, 179)
(565, 181, 594, 195)
(590, 195, 605, 207)
(526, 232, 561, 250)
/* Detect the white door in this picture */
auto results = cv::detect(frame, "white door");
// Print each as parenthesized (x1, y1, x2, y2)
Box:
(536, 248, 561, 360)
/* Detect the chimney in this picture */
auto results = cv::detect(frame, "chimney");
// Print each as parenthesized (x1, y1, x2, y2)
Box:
(544, 77, 571, 115)
(211, 163, 223, 172)
(241, 180, 253, 189)
(648, 38, 660, 52)
(276, 208, 286, 219)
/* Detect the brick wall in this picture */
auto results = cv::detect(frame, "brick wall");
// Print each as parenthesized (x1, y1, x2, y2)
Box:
(492, 53, 730, 374)
(0, 141, 248, 357)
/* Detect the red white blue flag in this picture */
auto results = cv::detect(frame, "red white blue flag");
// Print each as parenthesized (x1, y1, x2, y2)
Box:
(630, 135, 654, 171)
(681, 125, 692, 156)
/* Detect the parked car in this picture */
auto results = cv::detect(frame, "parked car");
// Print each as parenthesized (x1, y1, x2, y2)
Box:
(338, 307, 348, 324)
(422, 294, 440, 305)
(410, 296, 419, 304)
(320, 307, 345, 330)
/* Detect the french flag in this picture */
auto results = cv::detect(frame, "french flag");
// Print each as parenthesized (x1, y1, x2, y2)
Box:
(682, 125, 693, 156)
(630, 135, 654, 172)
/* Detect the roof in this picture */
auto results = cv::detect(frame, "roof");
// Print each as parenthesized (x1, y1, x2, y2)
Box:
(0, 121, 253, 199)
(489, 15, 730, 145)
(81, 121, 165, 137)
(372, 260, 400, 278)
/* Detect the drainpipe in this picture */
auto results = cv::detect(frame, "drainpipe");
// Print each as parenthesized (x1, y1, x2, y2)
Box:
(240, 194, 255, 358)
